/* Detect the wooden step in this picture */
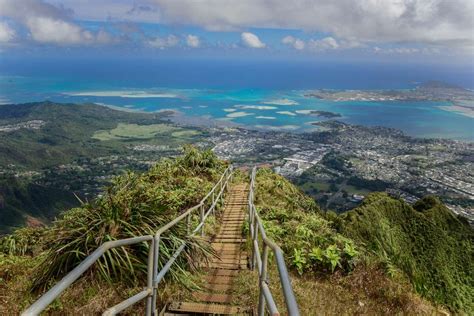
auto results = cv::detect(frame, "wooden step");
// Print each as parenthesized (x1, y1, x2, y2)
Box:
(205, 269, 239, 277)
(167, 302, 245, 315)
(216, 235, 243, 240)
(207, 262, 247, 269)
(213, 238, 246, 243)
(193, 292, 234, 304)
(211, 258, 247, 265)
(204, 275, 235, 285)
(203, 283, 233, 292)
(215, 235, 243, 240)
(212, 243, 241, 249)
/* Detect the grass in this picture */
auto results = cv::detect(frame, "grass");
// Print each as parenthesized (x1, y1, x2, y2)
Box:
(31, 147, 226, 291)
(254, 168, 358, 274)
(92, 123, 181, 141)
(0, 147, 230, 313)
(251, 168, 446, 314)
(340, 193, 474, 313)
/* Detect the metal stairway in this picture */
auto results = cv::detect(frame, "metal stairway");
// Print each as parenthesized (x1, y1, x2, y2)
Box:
(164, 184, 250, 315)
(22, 166, 300, 316)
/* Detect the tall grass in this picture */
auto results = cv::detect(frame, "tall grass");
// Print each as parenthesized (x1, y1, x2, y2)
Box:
(254, 168, 359, 275)
(340, 193, 474, 313)
(30, 146, 227, 291)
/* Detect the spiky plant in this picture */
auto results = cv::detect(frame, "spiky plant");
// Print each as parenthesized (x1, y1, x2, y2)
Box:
(31, 147, 227, 291)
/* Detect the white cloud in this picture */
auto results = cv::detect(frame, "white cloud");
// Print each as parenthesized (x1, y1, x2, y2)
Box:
(26, 16, 94, 45)
(147, 34, 179, 48)
(373, 46, 441, 55)
(186, 34, 200, 47)
(0, 21, 15, 42)
(241, 32, 265, 48)
(154, 0, 474, 48)
(282, 35, 305, 50)
(308, 37, 339, 51)
(0, 0, 114, 45)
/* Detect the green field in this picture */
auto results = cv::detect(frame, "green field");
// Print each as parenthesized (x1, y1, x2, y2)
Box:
(92, 123, 193, 141)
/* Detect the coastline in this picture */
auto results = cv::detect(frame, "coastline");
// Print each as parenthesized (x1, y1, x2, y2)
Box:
(438, 105, 474, 119)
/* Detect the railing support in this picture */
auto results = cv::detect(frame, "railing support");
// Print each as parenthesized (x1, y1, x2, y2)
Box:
(23, 165, 233, 316)
(248, 166, 300, 316)
(258, 244, 269, 316)
(151, 234, 160, 314)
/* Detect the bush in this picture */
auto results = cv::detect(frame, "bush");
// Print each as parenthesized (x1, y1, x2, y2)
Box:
(254, 168, 359, 275)
(31, 147, 227, 291)
(340, 193, 474, 313)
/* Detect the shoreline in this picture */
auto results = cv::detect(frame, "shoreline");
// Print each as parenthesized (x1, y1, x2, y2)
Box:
(438, 105, 474, 119)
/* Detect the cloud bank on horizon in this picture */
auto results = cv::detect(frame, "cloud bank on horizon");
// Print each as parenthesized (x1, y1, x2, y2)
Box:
(0, 0, 473, 60)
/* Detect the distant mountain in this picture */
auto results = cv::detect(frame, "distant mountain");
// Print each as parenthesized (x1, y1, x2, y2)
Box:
(0, 101, 204, 233)
(418, 80, 467, 91)
(0, 101, 168, 169)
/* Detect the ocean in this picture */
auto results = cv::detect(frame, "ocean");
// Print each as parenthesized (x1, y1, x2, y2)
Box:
(0, 57, 473, 141)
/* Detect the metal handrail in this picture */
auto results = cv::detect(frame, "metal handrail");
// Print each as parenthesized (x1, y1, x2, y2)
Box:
(22, 165, 233, 316)
(248, 166, 300, 316)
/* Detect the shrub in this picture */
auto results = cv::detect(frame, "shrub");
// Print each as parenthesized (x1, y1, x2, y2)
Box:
(31, 147, 227, 291)
(340, 193, 474, 313)
(254, 168, 359, 275)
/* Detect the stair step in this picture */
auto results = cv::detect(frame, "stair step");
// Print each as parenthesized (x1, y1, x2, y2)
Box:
(193, 292, 233, 304)
(215, 236, 243, 240)
(206, 269, 239, 277)
(207, 263, 247, 270)
(218, 254, 246, 260)
(203, 283, 233, 292)
(211, 258, 247, 265)
(213, 245, 241, 252)
(218, 228, 243, 232)
(204, 275, 235, 285)
(213, 238, 246, 243)
(212, 242, 241, 248)
(168, 302, 244, 315)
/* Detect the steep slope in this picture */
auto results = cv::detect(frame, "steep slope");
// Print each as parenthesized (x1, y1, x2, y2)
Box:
(340, 193, 474, 312)
(0, 177, 79, 233)
(0, 147, 227, 314)
(253, 168, 439, 315)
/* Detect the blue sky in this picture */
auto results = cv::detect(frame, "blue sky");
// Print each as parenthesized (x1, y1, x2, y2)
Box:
(0, 0, 473, 65)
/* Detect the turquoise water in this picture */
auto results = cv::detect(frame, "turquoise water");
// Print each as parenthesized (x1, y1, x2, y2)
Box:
(0, 75, 472, 141)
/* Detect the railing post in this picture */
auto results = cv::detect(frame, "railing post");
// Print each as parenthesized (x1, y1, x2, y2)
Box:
(146, 239, 155, 316)
(151, 235, 160, 314)
(186, 214, 191, 235)
(258, 244, 270, 316)
(200, 204, 205, 237)
(252, 217, 258, 271)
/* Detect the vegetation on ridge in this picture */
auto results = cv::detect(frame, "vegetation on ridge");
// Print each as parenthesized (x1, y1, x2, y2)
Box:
(254, 168, 359, 274)
(340, 193, 474, 312)
(0, 147, 227, 303)
(253, 168, 439, 315)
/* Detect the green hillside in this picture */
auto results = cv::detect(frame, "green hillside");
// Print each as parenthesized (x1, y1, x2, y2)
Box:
(0, 177, 79, 232)
(0, 102, 206, 233)
(0, 153, 472, 314)
(340, 193, 474, 312)
(0, 101, 194, 170)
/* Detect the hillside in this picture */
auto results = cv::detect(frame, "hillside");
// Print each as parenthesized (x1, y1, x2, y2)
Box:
(0, 148, 227, 314)
(0, 101, 201, 170)
(253, 169, 441, 314)
(340, 193, 474, 312)
(0, 102, 207, 233)
(0, 153, 472, 314)
(0, 177, 79, 232)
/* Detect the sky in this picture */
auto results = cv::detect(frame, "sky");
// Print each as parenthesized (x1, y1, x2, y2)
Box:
(0, 0, 473, 65)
